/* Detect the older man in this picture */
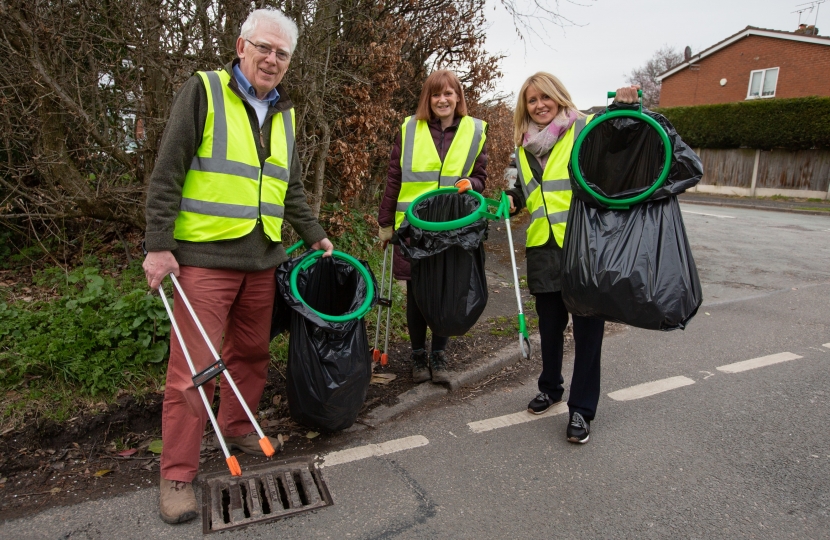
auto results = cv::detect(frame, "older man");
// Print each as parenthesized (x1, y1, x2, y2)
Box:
(143, 8, 333, 524)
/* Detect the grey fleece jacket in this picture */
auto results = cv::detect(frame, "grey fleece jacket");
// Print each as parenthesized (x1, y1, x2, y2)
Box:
(144, 61, 327, 271)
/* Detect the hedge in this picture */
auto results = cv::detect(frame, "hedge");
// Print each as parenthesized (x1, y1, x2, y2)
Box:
(654, 96, 830, 150)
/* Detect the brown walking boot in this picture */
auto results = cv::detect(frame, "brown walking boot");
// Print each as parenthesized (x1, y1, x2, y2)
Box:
(430, 350, 451, 384)
(411, 349, 431, 383)
(216, 432, 284, 456)
(159, 477, 199, 524)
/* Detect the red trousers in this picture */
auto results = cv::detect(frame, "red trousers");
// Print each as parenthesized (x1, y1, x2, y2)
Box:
(160, 266, 275, 482)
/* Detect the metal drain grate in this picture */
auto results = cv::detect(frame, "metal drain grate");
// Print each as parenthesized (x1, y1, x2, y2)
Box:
(201, 457, 332, 533)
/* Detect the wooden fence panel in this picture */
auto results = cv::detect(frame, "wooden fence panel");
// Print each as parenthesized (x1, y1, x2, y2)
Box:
(756, 149, 830, 191)
(698, 148, 755, 187)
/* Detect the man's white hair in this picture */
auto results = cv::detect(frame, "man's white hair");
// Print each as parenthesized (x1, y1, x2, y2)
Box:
(240, 9, 299, 54)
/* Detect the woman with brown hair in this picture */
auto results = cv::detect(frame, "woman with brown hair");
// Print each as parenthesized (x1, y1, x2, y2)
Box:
(377, 69, 488, 384)
(506, 71, 638, 443)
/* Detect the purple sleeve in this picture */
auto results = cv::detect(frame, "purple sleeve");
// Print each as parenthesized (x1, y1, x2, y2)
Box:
(378, 129, 403, 228)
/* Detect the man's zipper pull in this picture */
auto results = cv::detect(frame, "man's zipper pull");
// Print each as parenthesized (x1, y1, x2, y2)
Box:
(259, 129, 265, 148)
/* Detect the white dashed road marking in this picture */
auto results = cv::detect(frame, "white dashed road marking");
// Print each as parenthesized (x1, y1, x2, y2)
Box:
(321, 435, 429, 467)
(468, 402, 568, 433)
(607, 376, 695, 401)
(681, 210, 736, 219)
(327, 350, 819, 456)
(824, 343, 830, 349)
(717, 352, 802, 373)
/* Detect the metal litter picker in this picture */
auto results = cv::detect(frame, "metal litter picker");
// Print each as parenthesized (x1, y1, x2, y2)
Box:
(370, 244, 394, 366)
(157, 274, 275, 477)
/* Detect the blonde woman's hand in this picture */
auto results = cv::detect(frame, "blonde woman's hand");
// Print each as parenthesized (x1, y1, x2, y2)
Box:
(614, 84, 641, 104)
(455, 178, 472, 193)
(507, 194, 516, 213)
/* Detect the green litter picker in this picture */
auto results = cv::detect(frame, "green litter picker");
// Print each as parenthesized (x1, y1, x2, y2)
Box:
(499, 191, 532, 359)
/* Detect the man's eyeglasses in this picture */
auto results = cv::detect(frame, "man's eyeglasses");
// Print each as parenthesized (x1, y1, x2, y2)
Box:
(245, 39, 291, 62)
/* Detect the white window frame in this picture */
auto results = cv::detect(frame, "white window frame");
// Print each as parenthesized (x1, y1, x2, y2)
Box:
(746, 67, 779, 99)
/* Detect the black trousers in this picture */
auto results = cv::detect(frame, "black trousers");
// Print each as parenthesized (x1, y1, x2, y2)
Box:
(406, 280, 449, 352)
(535, 291, 605, 421)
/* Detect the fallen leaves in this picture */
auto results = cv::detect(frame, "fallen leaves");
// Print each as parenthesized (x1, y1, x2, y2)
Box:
(306, 431, 320, 439)
(93, 469, 113, 477)
(147, 440, 163, 454)
(370, 373, 397, 385)
(117, 448, 137, 457)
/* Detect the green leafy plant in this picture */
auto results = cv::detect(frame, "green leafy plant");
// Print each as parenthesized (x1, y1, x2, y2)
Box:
(0, 262, 170, 396)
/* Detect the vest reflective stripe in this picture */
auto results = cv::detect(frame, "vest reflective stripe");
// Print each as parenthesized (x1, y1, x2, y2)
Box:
(174, 70, 293, 242)
(395, 115, 486, 228)
(189, 157, 260, 180)
(260, 109, 293, 239)
(518, 115, 591, 248)
(260, 202, 285, 218)
(529, 206, 546, 220)
(543, 179, 571, 192)
(262, 162, 288, 180)
(180, 198, 259, 219)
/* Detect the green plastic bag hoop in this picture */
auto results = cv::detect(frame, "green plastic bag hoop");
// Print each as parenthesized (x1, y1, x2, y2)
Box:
(404, 187, 502, 231)
(571, 93, 672, 210)
(289, 250, 375, 323)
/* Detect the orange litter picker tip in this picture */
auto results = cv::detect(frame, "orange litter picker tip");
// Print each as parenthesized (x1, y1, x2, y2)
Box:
(226, 456, 242, 477)
(370, 244, 394, 366)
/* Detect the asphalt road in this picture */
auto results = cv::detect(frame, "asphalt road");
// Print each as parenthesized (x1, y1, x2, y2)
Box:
(2, 203, 829, 539)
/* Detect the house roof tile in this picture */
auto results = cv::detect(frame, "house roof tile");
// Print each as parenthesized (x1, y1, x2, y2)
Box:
(657, 26, 830, 81)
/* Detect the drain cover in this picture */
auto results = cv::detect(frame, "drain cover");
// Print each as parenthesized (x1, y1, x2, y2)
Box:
(201, 457, 332, 533)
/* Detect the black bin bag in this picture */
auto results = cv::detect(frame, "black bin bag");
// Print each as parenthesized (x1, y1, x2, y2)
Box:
(275, 255, 377, 432)
(395, 192, 488, 337)
(562, 105, 704, 330)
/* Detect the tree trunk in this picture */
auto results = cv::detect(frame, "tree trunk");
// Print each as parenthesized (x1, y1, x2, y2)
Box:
(310, 118, 331, 218)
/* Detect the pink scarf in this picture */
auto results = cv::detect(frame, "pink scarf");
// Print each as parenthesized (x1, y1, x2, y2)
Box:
(522, 109, 577, 168)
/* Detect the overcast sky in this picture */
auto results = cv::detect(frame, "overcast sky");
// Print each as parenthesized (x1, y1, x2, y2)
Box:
(484, 0, 826, 109)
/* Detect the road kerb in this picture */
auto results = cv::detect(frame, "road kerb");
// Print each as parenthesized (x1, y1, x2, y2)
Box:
(359, 333, 541, 428)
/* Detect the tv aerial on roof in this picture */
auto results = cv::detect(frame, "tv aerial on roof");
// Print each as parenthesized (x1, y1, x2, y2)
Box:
(793, 0, 825, 27)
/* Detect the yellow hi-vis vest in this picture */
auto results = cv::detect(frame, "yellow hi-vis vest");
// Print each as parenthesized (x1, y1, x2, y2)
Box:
(394, 115, 487, 229)
(174, 70, 294, 243)
(516, 114, 592, 248)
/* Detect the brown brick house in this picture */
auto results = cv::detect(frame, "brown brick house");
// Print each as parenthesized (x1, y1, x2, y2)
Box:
(657, 26, 830, 107)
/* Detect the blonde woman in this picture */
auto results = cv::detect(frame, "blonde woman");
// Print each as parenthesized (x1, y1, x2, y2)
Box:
(506, 72, 638, 443)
